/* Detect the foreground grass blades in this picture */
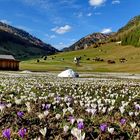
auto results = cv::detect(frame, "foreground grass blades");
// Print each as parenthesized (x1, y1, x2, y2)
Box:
(0, 72, 140, 139)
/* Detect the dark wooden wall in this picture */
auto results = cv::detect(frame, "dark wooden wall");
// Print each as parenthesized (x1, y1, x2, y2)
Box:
(0, 60, 19, 70)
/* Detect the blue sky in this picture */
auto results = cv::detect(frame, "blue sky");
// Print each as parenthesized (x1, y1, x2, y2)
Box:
(0, 0, 140, 49)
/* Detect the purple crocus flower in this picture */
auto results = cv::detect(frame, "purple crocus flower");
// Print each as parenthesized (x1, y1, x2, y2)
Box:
(18, 128, 27, 138)
(2, 128, 10, 140)
(17, 111, 24, 118)
(100, 123, 107, 132)
(56, 96, 61, 101)
(45, 104, 51, 110)
(120, 118, 126, 125)
(77, 121, 84, 129)
(0, 103, 5, 107)
(135, 104, 140, 110)
(0, 103, 5, 112)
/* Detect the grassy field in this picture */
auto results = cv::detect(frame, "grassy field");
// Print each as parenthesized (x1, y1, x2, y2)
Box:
(20, 43, 140, 73)
(0, 72, 139, 139)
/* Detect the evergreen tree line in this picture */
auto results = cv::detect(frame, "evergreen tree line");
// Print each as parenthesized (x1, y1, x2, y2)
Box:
(122, 27, 140, 47)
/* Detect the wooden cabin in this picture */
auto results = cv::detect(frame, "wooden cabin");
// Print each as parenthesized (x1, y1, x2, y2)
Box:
(0, 55, 20, 70)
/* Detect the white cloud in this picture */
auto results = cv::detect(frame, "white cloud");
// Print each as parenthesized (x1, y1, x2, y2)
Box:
(101, 28, 112, 34)
(51, 25, 71, 34)
(87, 13, 92, 17)
(89, 0, 106, 6)
(0, 19, 11, 24)
(112, 0, 120, 4)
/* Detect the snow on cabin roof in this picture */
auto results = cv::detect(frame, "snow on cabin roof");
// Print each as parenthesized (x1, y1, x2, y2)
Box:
(0, 55, 15, 60)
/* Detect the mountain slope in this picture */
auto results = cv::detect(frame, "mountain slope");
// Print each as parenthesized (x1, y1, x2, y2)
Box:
(62, 33, 112, 51)
(0, 22, 58, 59)
(111, 15, 140, 47)
(118, 15, 140, 33)
(63, 15, 140, 52)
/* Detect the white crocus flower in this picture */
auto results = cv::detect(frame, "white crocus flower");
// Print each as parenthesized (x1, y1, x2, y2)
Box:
(55, 114, 61, 120)
(9, 94, 13, 98)
(111, 99, 115, 105)
(0, 104, 5, 112)
(86, 108, 91, 113)
(102, 107, 106, 113)
(42, 104, 45, 108)
(119, 106, 125, 114)
(40, 127, 47, 137)
(67, 107, 74, 114)
(130, 122, 136, 129)
(70, 117, 75, 125)
(33, 137, 41, 140)
(15, 98, 22, 105)
(25, 102, 31, 113)
(74, 100, 78, 104)
(80, 101, 84, 107)
(60, 103, 64, 107)
(91, 109, 96, 115)
(108, 127, 114, 134)
(63, 125, 69, 133)
(91, 104, 97, 108)
(44, 110, 49, 116)
(135, 112, 139, 116)
(129, 112, 133, 116)
(38, 113, 45, 120)
(71, 127, 85, 140)
(98, 106, 102, 112)
(66, 102, 70, 107)
(6, 103, 12, 108)
(63, 108, 67, 116)
(108, 106, 114, 112)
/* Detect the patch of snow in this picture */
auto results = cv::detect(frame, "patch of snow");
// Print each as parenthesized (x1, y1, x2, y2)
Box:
(58, 69, 79, 78)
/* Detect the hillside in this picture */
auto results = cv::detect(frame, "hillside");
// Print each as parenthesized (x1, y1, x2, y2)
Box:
(21, 43, 140, 73)
(62, 33, 112, 51)
(0, 22, 58, 59)
(111, 15, 140, 47)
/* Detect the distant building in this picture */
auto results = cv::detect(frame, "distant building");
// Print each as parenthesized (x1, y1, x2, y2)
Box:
(0, 55, 20, 70)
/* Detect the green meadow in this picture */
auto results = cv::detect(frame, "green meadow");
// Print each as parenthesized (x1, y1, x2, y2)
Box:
(20, 43, 140, 73)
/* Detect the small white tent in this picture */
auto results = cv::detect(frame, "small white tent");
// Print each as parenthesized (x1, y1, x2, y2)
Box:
(58, 69, 79, 78)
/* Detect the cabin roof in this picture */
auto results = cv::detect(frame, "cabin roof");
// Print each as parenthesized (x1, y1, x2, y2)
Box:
(0, 55, 15, 60)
